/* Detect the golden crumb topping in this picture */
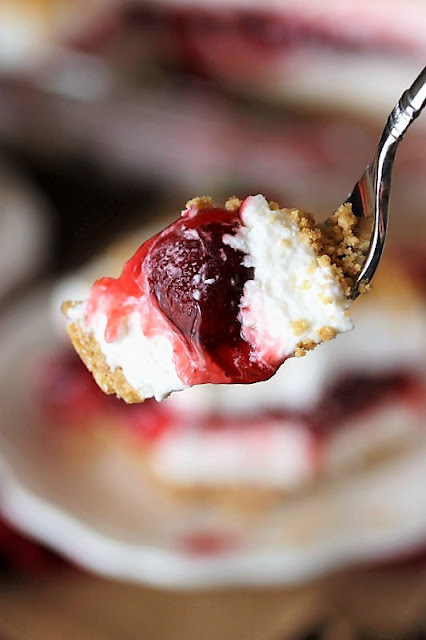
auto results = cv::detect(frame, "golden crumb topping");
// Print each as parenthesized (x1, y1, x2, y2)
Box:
(225, 196, 243, 212)
(295, 340, 317, 358)
(290, 319, 311, 336)
(317, 326, 337, 342)
(185, 196, 214, 210)
(285, 202, 367, 298)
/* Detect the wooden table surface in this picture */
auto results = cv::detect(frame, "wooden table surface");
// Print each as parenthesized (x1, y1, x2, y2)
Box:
(0, 561, 425, 640)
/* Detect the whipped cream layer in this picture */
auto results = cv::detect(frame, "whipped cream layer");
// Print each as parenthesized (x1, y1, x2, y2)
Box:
(225, 195, 352, 363)
(150, 399, 423, 490)
(150, 418, 313, 489)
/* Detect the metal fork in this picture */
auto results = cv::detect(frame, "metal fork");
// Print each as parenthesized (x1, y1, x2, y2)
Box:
(348, 65, 426, 299)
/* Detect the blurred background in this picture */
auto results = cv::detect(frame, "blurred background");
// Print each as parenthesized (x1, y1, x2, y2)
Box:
(0, 1, 425, 638)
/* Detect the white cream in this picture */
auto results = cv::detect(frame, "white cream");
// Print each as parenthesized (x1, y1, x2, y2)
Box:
(149, 419, 313, 489)
(150, 402, 422, 490)
(67, 302, 186, 401)
(224, 195, 353, 363)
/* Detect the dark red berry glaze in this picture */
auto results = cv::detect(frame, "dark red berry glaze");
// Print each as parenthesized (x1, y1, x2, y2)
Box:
(146, 206, 275, 383)
(86, 202, 276, 387)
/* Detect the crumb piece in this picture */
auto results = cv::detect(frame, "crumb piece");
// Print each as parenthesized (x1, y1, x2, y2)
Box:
(318, 293, 333, 304)
(225, 196, 242, 212)
(318, 255, 332, 268)
(61, 300, 75, 316)
(185, 196, 213, 210)
(295, 339, 317, 357)
(358, 280, 372, 294)
(290, 319, 311, 336)
(308, 259, 317, 275)
(317, 326, 337, 342)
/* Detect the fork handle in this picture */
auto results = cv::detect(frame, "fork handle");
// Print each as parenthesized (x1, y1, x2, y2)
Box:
(353, 66, 426, 298)
(387, 65, 426, 140)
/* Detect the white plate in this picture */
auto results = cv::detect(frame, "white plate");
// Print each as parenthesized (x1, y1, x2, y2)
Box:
(0, 287, 425, 588)
(0, 163, 51, 300)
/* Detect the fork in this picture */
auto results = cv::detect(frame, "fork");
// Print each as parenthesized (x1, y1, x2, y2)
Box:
(348, 65, 426, 299)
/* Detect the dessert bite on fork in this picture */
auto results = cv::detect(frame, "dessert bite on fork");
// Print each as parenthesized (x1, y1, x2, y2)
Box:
(62, 194, 364, 402)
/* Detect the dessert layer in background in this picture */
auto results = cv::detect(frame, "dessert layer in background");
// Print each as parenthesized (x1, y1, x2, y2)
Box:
(0, 0, 108, 73)
(117, 0, 426, 119)
(8, 0, 423, 123)
(1, 0, 426, 234)
(1, 81, 425, 240)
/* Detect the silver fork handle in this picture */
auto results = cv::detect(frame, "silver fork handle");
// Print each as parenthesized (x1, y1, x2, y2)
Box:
(355, 65, 426, 296)
(388, 65, 426, 139)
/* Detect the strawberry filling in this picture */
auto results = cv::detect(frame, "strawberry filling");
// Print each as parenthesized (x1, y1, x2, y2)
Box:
(86, 201, 277, 386)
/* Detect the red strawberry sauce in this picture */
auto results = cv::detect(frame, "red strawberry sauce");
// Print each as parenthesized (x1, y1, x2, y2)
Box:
(86, 201, 277, 387)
